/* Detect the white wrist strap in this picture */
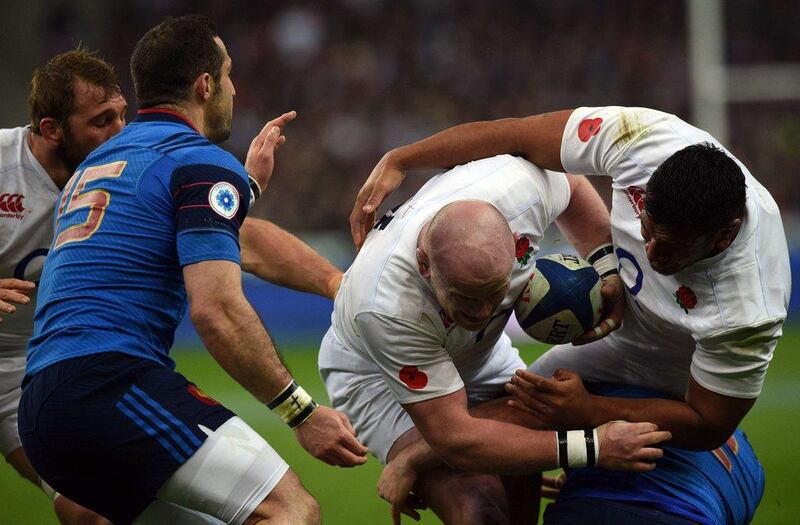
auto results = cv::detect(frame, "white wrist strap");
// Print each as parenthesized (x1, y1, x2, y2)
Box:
(266, 380, 317, 429)
(248, 176, 263, 207)
(586, 243, 619, 279)
(556, 428, 600, 468)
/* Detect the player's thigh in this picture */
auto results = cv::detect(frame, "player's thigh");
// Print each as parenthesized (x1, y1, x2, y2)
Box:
(156, 415, 304, 525)
(0, 355, 25, 464)
(243, 469, 320, 525)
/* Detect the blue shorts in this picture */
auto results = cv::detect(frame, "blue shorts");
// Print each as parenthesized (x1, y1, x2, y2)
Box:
(544, 497, 703, 525)
(19, 352, 234, 525)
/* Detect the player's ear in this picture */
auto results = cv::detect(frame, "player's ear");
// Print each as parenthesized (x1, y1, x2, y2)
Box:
(194, 72, 213, 103)
(713, 218, 743, 252)
(38, 118, 63, 146)
(416, 247, 431, 279)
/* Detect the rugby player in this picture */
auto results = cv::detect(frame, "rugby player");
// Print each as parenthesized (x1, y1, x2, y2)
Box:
(320, 153, 671, 524)
(18, 16, 363, 525)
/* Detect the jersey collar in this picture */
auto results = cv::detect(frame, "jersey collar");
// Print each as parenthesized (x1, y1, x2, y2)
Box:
(135, 108, 200, 133)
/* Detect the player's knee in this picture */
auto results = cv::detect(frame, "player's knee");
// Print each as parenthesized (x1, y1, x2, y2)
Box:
(455, 486, 508, 525)
(53, 496, 112, 525)
(245, 470, 321, 525)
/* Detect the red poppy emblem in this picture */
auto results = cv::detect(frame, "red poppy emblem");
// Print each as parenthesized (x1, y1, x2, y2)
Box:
(578, 118, 603, 142)
(624, 185, 645, 218)
(188, 384, 220, 406)
(674, 285, 697, 314)
(399, 366, 428, 390)
(515, 236, 533, 265)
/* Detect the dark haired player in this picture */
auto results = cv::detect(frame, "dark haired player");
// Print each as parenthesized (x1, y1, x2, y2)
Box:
(19, 15, 363, 525)
(351, 106, 789, 522)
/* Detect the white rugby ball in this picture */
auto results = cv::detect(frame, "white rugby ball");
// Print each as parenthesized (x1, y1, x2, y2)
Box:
(514, 254, 603, 344)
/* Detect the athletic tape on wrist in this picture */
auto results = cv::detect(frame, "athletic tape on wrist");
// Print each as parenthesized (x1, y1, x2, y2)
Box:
(266, 380, 318, 429)
(586, 243, 619, 279)
(248, 176, 262, 206)
(556, 429, 599, 468)
(40, 478, 59, 501)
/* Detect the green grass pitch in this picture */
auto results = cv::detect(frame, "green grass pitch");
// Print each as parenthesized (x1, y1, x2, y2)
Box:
(3, 327, 799, 524)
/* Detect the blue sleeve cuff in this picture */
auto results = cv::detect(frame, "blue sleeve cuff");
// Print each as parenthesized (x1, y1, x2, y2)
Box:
(177, 229, 241, 267)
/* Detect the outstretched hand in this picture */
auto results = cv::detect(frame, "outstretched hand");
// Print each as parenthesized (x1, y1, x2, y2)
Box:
(245, 111, 296, 193)
(572, 274, 625, 345)
(350, 152, 406, 250)
(293, 405, 369, 467)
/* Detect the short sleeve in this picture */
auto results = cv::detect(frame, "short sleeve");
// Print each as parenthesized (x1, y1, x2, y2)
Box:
(170, 163, 250, 266)
(355, 312, 464, 404)
(691, 319, 783, 398)
(560, 106, 673, 178)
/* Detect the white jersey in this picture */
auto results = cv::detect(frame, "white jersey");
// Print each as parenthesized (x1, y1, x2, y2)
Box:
(0, 127, 59, 358)
(327, 155, 571, 404)
(542, 107, 790, 399)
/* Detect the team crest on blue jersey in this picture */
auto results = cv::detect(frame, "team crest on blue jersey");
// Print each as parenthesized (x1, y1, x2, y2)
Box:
(209, 182, 239, 219)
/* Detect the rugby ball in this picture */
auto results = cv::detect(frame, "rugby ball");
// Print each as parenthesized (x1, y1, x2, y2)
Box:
(514, 254, 603, 344)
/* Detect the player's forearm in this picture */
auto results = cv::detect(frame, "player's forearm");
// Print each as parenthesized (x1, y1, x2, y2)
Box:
(555, 175, 612, 257)
(588, 395, 729, 450)
(240, 218, 342, 300)
(556, 175, 611, 257)
(192, 296, 292, 404)
(430, 419, 558, 475)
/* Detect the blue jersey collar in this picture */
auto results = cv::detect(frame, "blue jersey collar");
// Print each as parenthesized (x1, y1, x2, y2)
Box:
(135, 108, 201, 133)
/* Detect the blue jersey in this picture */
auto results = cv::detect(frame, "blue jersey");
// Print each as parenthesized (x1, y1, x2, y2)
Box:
(559, 384, 764, 525)
(26, 110, 250, 377)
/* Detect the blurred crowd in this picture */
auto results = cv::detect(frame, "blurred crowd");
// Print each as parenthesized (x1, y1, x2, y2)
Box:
(37, 0, 800, 237)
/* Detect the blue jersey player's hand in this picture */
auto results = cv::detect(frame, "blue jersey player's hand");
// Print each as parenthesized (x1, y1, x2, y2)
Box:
(245, 110, 296, 192)
(293, 405, 369, 467)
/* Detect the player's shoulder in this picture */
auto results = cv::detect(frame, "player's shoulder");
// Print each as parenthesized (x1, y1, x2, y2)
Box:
(0, 126, 27, 152)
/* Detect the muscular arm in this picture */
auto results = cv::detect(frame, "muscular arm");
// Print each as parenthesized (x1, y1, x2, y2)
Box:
(402, 389, 558, 475)
(352, 110, 574, 247)
(184, 259, 292, 403)
(239, 217, 342, 300)
(555, 175, 612, 258)
(586, 377, 754, 450)
(510, 369, 754, 450)
(389, 111, 572, 173)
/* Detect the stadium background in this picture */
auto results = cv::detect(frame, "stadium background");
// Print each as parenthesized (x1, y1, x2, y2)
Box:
(1, 1, 798, 523)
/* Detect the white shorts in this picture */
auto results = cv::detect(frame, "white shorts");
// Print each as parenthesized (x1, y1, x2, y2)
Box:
(0, 355, 25, 456)
(528, 328, 692, 400)
(319, 328, 525, 463)
(135, 416, 290, 525)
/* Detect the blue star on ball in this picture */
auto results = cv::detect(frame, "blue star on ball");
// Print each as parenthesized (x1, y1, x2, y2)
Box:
(216, 189, 235, 212)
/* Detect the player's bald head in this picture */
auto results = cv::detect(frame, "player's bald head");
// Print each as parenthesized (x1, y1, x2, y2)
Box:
(423, 200, 515, 287)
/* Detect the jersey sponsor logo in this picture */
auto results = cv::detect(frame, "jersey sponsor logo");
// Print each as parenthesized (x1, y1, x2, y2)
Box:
(0, 193, 26, 219)
(187, 384, 221, 406)
(623, 185, 645, 218)
(515, 235, 533, 266)
(674, 285, 697, 313)
(578, 118, 603, 142)
(399, 366, 428, 390)
(208, 182, 239, 219)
